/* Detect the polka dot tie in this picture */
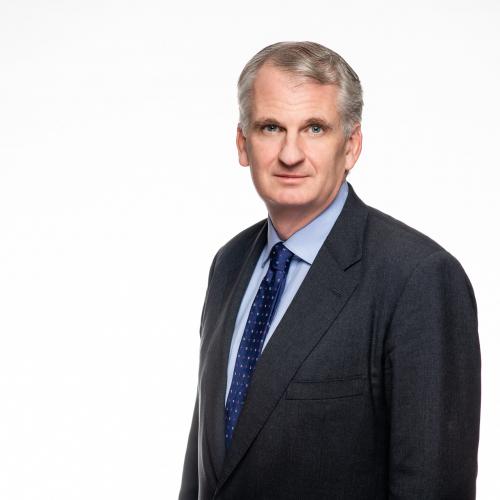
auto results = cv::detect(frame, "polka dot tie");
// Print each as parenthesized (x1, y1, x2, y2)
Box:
(224, 242, 294, 450)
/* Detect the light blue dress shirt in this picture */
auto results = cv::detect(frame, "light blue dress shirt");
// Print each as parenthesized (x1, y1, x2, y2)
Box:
(225, 180, 349, 404)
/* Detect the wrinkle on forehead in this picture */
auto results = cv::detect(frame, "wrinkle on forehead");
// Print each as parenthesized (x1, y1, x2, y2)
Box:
(250, 63, 340, 125)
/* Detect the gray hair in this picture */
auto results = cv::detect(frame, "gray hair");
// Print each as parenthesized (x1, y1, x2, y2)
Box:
(237, 41, 363, 138)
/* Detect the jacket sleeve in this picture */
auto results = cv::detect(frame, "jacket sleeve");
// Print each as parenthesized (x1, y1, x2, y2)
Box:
(178, 251, 220, 500)
(178, 394, 199, 500)
(385, 249, 481, 499)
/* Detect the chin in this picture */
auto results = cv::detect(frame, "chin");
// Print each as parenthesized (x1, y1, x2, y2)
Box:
(266, 196, 313, 210)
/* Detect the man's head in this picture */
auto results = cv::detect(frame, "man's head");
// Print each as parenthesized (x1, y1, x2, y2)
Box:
(236, 41, 363, 226)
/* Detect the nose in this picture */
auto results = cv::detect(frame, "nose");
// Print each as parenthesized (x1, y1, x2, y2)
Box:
(278, 132, 305, 167)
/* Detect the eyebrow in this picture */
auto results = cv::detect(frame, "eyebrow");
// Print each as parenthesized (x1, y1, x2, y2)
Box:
(252, 117, 334, 130)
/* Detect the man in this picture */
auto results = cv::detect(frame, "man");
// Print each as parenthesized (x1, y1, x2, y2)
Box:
(179, 41, 481, 499)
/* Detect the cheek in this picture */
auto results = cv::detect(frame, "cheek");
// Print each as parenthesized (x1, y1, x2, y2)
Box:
(248, 142, 279, 172)
(307, 147, 339, 176)
(322, 145, 347, 176)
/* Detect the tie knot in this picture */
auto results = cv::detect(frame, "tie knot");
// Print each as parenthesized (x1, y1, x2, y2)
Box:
(269, 242, 294, 272)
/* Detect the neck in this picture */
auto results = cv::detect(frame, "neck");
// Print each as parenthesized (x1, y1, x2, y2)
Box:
(268, 211, 318, 241)
(268, 193, 339, 241)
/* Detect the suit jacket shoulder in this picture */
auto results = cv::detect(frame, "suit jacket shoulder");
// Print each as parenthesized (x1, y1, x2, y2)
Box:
(363, 201, 475, 304)
(211, 218, 267, 275)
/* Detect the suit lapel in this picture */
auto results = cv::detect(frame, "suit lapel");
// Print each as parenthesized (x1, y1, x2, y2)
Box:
(214, 182, 369, 493)
(201, 221, 268, 485)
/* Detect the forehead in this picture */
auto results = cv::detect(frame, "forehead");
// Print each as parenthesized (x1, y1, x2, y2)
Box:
(251, 63, 339, 122)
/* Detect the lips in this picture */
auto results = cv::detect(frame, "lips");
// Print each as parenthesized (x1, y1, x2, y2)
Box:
(275, 174, 308, 178)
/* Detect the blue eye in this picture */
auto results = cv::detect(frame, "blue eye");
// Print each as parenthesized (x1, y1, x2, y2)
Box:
(263, 124, 279, 132)
(310, 124, 323, 134)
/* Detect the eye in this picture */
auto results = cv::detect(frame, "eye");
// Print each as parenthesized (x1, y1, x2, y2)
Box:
(262, 124, 280, 133)
(309, 124, 324, 134)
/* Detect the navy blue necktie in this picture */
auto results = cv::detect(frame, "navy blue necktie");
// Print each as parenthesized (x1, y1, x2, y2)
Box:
(225, 242, 294, 450)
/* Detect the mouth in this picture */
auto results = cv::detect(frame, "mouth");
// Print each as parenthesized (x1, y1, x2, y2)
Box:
(274, 174, 308, 182)
(275, 174, 308, 179)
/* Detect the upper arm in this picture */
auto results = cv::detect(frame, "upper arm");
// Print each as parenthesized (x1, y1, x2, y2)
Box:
(385, 250, 481, 499)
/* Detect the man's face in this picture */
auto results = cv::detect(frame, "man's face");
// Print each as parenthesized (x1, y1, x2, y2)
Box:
(237, 63, 362, 220)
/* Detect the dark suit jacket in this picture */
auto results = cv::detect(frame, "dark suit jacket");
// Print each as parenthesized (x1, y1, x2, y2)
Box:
(179, 182, 481, 499)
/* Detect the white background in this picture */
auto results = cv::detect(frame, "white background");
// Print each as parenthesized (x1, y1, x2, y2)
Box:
(1, 0, 498, 498)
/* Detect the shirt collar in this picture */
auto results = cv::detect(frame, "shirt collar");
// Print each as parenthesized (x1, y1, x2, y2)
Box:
(262, 180, 349, 267)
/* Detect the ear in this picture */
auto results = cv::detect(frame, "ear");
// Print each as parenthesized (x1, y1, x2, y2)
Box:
(344, 123, 362, 174)
(236, 125, 250, 167)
